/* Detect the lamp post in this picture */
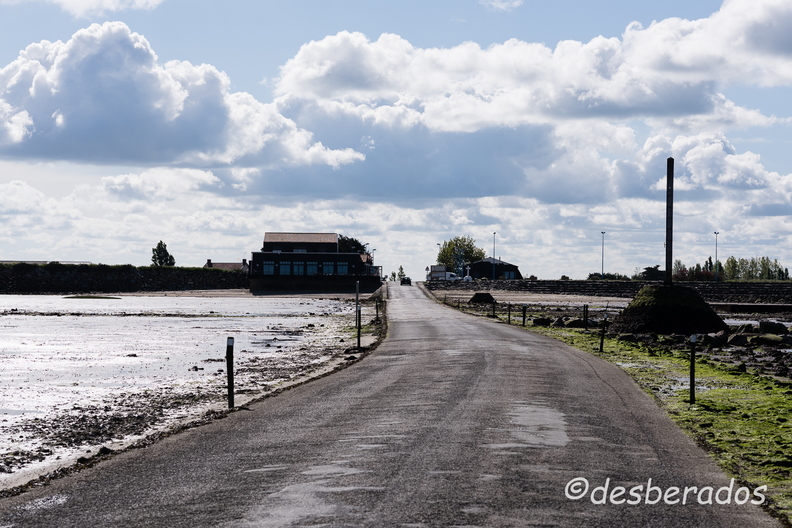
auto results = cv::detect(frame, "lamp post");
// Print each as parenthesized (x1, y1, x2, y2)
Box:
(714, 231, 719, 282)
(601, 231, 606, 279)
(492, 232, 497, 280)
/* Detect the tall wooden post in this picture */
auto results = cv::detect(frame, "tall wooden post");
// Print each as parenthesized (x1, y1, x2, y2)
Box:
(665, 157, 674, 286)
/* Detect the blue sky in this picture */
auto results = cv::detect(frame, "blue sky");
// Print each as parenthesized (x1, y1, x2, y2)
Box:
(0, 0, 790, 280)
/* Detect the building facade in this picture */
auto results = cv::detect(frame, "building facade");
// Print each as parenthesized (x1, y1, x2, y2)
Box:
(249, 232, 382, 292)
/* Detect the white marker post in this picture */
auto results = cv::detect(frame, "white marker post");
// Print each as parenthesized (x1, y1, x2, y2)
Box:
(226, 337, 235, 408)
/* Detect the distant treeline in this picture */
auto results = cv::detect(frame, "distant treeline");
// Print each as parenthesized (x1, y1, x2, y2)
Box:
(588, 256, 789, 282)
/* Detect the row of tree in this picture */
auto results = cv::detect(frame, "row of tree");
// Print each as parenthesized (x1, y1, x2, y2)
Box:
(617, 256, 790, 282)
(672, 256, 790, 281)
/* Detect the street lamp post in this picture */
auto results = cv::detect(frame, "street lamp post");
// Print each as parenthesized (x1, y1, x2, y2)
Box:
(601, 232, 606, 279)
(714, 231, 719, 282)
(492, 232, 497, 280)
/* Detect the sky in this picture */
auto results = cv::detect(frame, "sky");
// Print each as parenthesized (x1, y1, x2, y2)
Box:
(0, 0, 791, 280)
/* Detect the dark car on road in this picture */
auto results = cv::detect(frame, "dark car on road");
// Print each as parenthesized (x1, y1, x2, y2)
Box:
(400, 277, 411, 285)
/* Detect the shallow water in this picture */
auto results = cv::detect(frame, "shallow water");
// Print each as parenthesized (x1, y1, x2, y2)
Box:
(0, 294, 353, 435)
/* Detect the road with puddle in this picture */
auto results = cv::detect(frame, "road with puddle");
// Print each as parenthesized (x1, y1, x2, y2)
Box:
(0, 284, 780, 526)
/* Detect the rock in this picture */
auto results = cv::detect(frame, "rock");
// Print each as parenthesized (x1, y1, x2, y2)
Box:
(705, 331, 729, 347)
(727, 334, 749, 346)
(617, 334, 638, 343)
(734, 323, 755, 334)
(759, 321, 788, 335)
(749, 334, 784, 346)
(532, 317, 552, 327)
(550, 317, 566, 328)
(564, 318, 587, 328)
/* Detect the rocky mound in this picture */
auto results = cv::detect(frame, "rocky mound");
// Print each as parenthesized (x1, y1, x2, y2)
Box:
(610, 284, 728, 335)
(469, 292, 496, 303)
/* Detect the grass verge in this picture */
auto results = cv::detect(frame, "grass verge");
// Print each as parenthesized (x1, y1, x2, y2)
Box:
(474, 306, 792, 525)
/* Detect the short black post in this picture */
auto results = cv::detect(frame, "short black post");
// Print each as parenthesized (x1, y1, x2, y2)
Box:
(583, 305, 589, 330)
(689, 334, 697, 404)
(507, 302, 511, 324)
(492, 301, 496, 318)
(375, 299, 379, 323)
(226, 337, 235, 408)
(522, 304, 527, 326)
(356, 281, 361, 350)
(357, 307, 361, 350)
(599, 316, 607, 353)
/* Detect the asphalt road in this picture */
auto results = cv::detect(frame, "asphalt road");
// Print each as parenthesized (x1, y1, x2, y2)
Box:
(0, 284, 780, 527)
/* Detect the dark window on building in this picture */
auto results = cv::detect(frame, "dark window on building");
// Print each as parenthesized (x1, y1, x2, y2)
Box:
(323, 262, 334, 275)
(307, 262, 318, 276)
(504, 271, 515, 279)
(293, 262, 304, 275)
(263, 261, 275, 275)
(337, 262, 349, 275)
(280, 262, 291, 276)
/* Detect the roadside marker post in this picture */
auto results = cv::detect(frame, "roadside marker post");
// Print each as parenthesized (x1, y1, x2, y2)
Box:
(522, 304, 527, 326)
(507, 302, 511, 324)
(689, 334, 697, 404)
(226, 337, 235, 409)
(356, 281, 361, 351)
(599, 315, 607, 353)
(583, 305, 589, 330)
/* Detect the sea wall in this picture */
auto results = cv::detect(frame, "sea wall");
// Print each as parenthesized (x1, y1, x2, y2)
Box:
(424, 279, 792, 304)
(0, 263, 249, 293)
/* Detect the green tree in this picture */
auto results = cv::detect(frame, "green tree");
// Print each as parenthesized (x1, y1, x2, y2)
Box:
(436, 236, 486, 275)
(397, 265, 406, 280)
(724, 256, 738, 280)
(151, 241, 175, 267)
(338, 234, 368, 254)
(389, 271, 397, 281)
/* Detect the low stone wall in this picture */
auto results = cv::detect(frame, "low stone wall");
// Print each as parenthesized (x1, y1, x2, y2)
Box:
(424, 279, 792, 304)
(249, 275, 382, 293)
(0, 263, 249, 294)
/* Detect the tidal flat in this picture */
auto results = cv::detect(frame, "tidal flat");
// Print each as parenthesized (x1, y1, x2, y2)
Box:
(0, 292, 374, 491)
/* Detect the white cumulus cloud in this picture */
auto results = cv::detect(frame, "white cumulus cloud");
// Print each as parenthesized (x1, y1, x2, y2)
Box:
(0, 22, 363, 169)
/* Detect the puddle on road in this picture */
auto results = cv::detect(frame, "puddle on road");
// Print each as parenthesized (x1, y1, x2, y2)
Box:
(484, 401, 570, 449)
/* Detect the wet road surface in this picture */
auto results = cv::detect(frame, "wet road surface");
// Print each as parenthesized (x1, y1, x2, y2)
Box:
(0, 284, 780, 526)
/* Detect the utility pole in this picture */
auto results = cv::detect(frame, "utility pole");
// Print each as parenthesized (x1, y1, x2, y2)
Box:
(665, 157, 674, 287)
(492, 232, 497, 280)
(601, 231, 605, 279)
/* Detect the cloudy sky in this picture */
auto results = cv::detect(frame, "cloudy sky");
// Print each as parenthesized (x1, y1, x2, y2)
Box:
(1, 0, 791, 280)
